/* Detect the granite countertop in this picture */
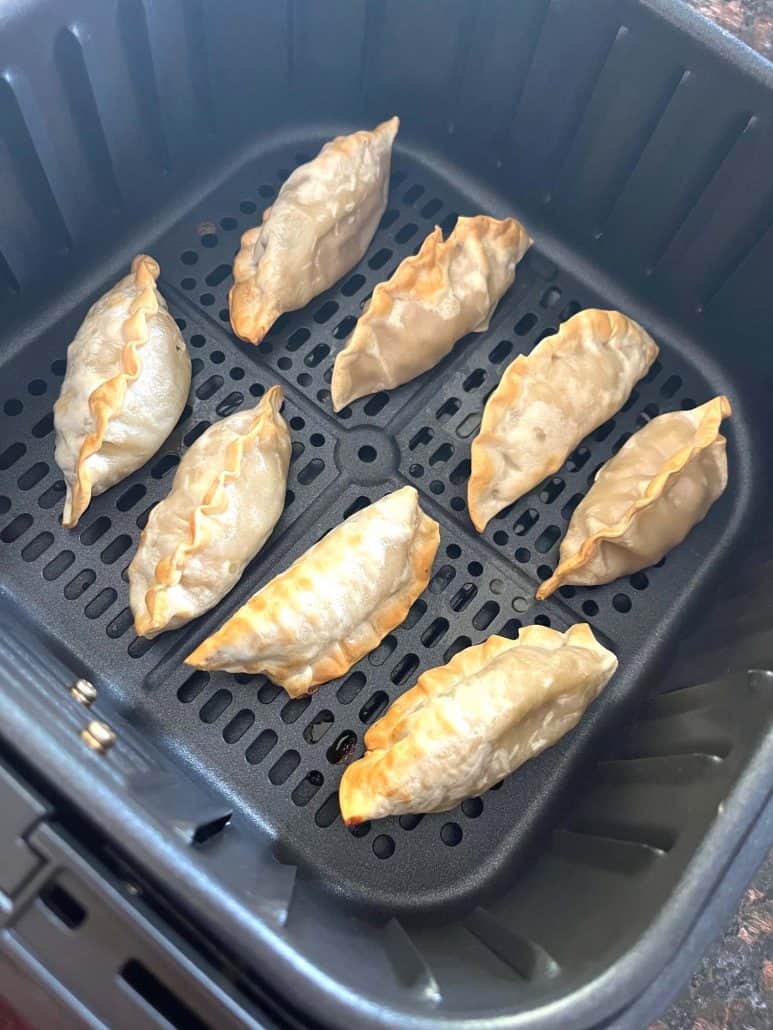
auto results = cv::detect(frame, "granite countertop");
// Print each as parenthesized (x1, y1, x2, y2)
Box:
(656, 5, 772, 1029)
(687, 0, 773, 59)
(655, 854, 772, 1029)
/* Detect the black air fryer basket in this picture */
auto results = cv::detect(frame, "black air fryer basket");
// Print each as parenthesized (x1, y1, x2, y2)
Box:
(1, 1, 771, 1027)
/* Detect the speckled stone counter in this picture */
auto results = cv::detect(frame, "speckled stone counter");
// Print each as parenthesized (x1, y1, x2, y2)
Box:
(654, 853, 772, 1028)
(688, 0, 773, 59)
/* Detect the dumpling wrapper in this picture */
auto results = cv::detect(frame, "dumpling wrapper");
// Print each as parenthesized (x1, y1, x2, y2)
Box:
(230, 117, 399, 344)
(468, 309, 659, 532)
(129, 385, 291, 638)
(330, 215, 532, 411)
(537, 396, 731, 599)
(53, 255, 191, 528)
(185, 486, 440, 696)
(339, 623, 617, 823)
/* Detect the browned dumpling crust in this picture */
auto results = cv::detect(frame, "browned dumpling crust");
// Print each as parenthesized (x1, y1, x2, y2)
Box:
(330, 215, 531, 410)
(129, 386, 290, 638)
(53, 255, 191, 528)
(339, 624, 617, 824)
(230, 117, 399, 344)
(536, 396, 731, 599)
(185, 486, 440, 697)
(468, 309, 659, 532)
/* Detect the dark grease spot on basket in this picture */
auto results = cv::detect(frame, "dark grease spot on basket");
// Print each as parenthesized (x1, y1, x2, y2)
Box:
(327, 730, 358, 763)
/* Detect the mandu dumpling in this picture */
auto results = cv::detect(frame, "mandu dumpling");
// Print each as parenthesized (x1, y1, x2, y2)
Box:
(53, 255, 191, 528)
(185, 486, 440, 697)
(129, 386, 291, 638)
(339, 624, 617, 824)
(330, 215, 532, 411)
(468, 309, 659, 532)
(230, 117, 399, 344)
(536, 396, 731, 599)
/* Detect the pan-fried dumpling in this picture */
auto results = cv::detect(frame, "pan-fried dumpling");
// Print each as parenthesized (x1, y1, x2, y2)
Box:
(53, 255, 191, 528)
(468, 309, 658, 532)
(536, 396, 731, 599)
(339, 624, 617, 823)
(129, 386, 291, 638)
(185, 486, 440, 696)
(330, 216, 532, 411)
(230, 117, 399, 344)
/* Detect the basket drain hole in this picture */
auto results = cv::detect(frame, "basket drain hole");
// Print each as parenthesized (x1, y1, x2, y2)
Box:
(222, 709, 255, 743)
(441, 823, 463, 846)
(337, 672, 366, 705)
(373, 834, 395, 859)
(246, 729, 277, 765)
(314, 792, 339, 828)
(199, 689, 232, 723)
(268, 749, 300, 785)
(292, 771, 324, 807)
(1, 513, 32, 542)
(303, 709, 334, 744)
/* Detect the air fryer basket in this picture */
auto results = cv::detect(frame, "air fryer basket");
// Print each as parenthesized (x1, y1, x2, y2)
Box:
(0, 1, 771, 1028)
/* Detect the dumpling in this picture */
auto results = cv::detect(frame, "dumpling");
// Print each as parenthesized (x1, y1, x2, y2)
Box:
(339, 623, 617, 823)
(185, 486, 440, 696)
(468, 309, 658, 532)
(229, 117, 399, 344)
(330, 215, 532, 411)
(53, 255, 191, 528)
(129, 386, 291, 638)
(536, 396, 731, 599)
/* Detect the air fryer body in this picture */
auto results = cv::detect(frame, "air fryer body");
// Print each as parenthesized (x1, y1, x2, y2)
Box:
(0, 2, 771, 1029)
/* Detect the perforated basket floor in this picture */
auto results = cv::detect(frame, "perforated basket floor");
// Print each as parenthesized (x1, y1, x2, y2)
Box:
(0, 132, 751, 913)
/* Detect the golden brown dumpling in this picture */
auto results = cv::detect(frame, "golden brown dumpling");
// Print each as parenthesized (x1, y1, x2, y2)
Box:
(468, 309, 658, 531)
(339, 624, 617, 824)
(330, 215, 531, 410)
(230, 117, 399, 344)
(537, 396, 731, 599)
(129, 386, 290, 638)
(53, 255, 191, 528)
(185, 486, 439, 697)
